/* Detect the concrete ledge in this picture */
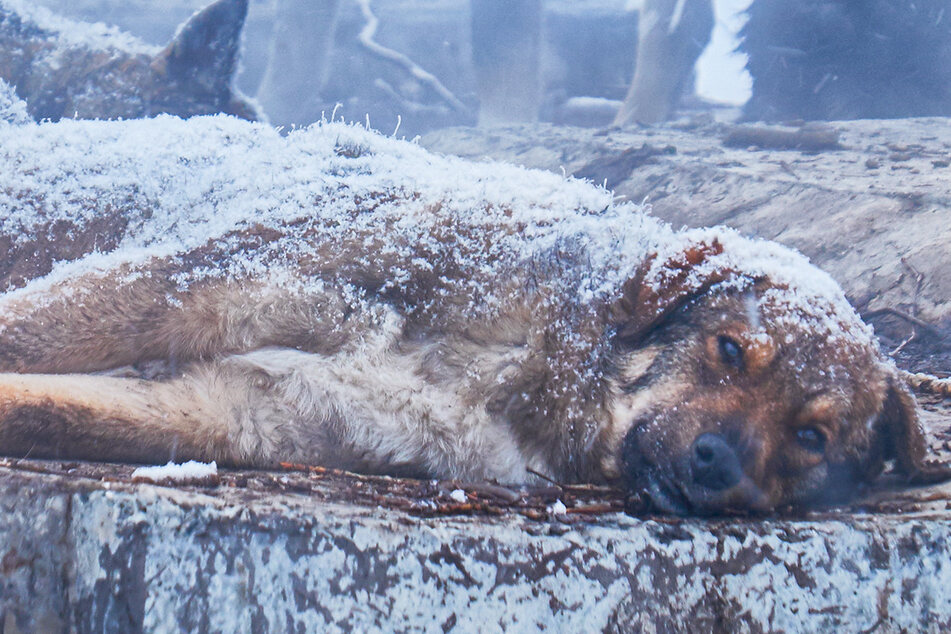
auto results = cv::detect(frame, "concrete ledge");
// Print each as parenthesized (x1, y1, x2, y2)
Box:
(2, 459, 951, 633)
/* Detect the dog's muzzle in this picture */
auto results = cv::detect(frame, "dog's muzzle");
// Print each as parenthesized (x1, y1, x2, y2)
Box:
(622, 424, 767, 515)
(690, 432, 742, 491)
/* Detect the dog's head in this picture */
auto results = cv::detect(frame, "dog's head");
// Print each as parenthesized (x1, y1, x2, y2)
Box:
(605, 233, 933, 515)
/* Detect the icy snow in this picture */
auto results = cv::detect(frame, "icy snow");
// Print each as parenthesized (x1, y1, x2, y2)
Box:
(547, 499, 568, 515)
(131, 460, 218, 483)
(449, 489, 467, 503)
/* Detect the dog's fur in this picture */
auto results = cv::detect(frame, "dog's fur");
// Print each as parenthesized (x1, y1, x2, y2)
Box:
(0, 114, 939, 514)
(0, 0, 259, 122)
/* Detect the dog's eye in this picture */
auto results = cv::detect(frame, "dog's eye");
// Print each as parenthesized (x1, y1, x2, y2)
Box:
(717, 335, 744, 369)
(795, 427, 826, 454)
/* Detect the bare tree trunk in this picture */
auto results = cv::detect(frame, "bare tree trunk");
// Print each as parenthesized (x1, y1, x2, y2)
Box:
(470, 0, 542, 126)
(614, 0, 713, 126)
(257, 0, 342, 127)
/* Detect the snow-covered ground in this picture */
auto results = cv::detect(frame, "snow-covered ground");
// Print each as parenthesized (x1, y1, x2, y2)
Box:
(131, 460, 218, 483)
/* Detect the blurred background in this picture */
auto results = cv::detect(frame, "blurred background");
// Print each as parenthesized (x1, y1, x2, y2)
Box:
(26, 0, 951, 136)
(28, 0, 752, 135)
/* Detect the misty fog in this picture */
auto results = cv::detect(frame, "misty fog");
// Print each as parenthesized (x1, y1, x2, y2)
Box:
(20, 0, 948, 137)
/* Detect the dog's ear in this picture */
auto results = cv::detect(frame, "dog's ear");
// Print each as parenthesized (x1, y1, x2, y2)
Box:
(151, 0, 248, 94)
(613, 238, 738, 343)
(873, 372, 951, 485)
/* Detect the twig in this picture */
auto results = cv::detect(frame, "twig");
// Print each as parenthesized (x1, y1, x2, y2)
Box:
(777, 160, 800, 180)
(902, 371, 951, 399)
(373, 78, 438, 115)
(863, 308, 941, 339)
(354, 0, 469, 114)
(566, 503, 624, 515)
(890, 332, 916, 356)
(457, 481, 521, 503)
(874, 259, 933, 356)
(526, 466, 563, 488)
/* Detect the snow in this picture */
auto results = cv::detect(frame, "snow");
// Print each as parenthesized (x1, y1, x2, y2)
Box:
(0, 114, 876, 417)
(449, 489, 467, 503)
(0, 80, 29, 125)
(131, 460, 218, 483)
(547, 499, 568, 515)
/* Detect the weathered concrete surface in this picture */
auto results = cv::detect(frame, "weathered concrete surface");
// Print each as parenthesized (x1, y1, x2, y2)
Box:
(0, 399, 949, 633)
(423, 118, 951, 369)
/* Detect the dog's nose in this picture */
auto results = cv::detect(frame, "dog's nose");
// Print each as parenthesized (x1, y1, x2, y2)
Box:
(691, 433, 742, 490)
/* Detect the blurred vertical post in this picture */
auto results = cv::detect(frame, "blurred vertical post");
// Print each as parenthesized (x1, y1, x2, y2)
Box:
(470, 0, 542, 126)
(614, 0, 713, 125)
(257, 0, 342, 128)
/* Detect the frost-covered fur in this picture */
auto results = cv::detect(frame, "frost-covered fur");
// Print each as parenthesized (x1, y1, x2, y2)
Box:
(0, 115, 938, 514)
(0, 0, 259, 121)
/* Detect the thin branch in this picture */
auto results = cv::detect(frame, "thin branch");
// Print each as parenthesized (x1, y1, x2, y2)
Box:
(902, 371, 951, 399)
(354, 0, 470, 114)
(890, 331, 916, 356)
(863, 307, 942, 339)
(526, 466, 563, 488)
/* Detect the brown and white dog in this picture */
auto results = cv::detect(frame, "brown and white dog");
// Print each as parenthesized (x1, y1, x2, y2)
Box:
(0, 113, 939, 514)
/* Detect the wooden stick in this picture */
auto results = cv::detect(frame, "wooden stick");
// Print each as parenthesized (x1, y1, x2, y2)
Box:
(354, 0, 469, 114)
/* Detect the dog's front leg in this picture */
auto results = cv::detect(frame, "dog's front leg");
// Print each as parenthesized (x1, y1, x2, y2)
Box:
(0, 371, 239, 465)
(0, 260, 356, 374)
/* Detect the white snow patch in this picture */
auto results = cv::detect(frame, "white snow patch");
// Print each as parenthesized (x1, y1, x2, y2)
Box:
(449, 489, 467, 503)
(0, 80, 30, 125)
(548, 500, 568, 515)
(131, 460, 218, 483)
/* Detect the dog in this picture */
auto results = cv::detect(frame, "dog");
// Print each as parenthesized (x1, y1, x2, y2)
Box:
(0, 0, 259, 122)
(0, 113, 940, 515)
